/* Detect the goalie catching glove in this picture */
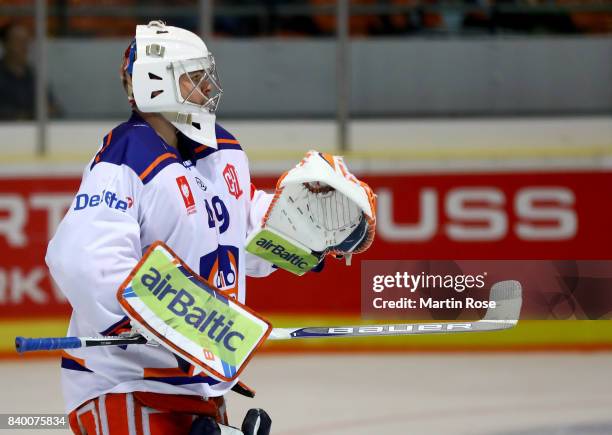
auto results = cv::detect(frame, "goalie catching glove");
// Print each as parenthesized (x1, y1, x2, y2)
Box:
(246, 151, 376, 275)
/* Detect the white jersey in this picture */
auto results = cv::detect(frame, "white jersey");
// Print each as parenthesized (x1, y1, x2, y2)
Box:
(46, 112, 275, 413)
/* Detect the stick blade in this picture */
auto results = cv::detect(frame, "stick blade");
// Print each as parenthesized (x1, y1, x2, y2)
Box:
(482, 280, 522, 323)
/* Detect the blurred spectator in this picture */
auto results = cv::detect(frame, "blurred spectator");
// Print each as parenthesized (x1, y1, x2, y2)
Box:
(1, 0, 609, 39)
(310, 0, 384, 36)
(462, 0, 494, 33)
(557, 0, 612, 34)
(0, 22, 62, 120)
(381, 0, 424, 35)
(264, 0, 321, 37)
(57, 0, 139, 37)
(214, 0, 267, 37)
(493, 1, 577, 34)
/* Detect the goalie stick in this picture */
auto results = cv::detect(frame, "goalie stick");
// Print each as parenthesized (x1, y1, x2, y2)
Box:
(15, 280, 521, 354)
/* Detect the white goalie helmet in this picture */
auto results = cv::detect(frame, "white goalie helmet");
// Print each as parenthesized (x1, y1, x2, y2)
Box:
(130, 20, 223, 148)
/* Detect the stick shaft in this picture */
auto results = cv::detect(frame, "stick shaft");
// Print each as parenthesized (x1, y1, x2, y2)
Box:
(268, 320, 516, 340)
(16, 281, 521, 352)
(15, 319, 516, 353)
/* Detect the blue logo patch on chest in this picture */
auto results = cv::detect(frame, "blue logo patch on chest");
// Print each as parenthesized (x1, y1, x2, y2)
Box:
(199, 245, 240, 299)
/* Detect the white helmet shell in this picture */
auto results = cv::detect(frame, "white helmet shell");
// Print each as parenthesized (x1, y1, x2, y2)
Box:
(131, 21, 222, 148)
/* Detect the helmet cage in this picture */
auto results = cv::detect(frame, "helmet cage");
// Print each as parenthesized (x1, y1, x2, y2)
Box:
(171, 54, 222, 114)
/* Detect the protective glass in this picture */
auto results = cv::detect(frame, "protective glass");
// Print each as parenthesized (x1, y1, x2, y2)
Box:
(171, 54, 223, 113)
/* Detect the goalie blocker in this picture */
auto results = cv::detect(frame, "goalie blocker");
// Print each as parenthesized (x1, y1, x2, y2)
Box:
(116, 241, 271, 383)
(246, 151, 376, 275)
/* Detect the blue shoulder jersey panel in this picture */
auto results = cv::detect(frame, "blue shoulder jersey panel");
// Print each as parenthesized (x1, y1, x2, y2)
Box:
(177, 123, 243, 162)
(91, 112, 182, 185)
(215, 123, 243, 152)
(215, 123, 241, 147)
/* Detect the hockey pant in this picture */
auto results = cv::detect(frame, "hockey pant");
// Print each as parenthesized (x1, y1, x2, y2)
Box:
(68, 392, 227, 435)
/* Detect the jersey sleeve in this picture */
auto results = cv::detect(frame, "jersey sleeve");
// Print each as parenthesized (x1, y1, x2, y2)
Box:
(46, 162, 142, 333)
(244, 184, 277, 277)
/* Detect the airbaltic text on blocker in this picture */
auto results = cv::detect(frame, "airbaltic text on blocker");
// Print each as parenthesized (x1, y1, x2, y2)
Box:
(372, 272, 487, 293)
(139, 266, 245, 352)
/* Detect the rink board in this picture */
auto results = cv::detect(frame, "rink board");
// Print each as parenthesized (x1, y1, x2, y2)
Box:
(2, 171, 612, 318)
(2, 168, 612, 359)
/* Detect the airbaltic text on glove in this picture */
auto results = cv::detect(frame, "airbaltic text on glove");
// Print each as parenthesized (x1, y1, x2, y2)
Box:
(254, 237, 311, 270)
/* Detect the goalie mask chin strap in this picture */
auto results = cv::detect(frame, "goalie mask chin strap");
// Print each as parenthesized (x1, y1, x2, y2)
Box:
(161, 111, 192, 124)
(160, 110, 218, 148)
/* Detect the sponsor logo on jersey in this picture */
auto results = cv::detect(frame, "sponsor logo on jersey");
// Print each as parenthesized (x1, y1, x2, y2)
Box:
(223, 164, 243, 199)
(176, 176, 196, 215)
(195, 177, 207, 192)
(200, 245, 239, 299)
(254, 237, 310, 271)
(139, 265, 245, 352)
(73, 191, 133, 212)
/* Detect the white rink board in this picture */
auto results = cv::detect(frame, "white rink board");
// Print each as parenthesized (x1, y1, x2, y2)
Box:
(1, 353, 611, 435)
(0, 116, 611, 168)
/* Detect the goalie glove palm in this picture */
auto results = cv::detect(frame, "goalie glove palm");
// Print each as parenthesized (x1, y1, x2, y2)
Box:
(246, 151, 376, 275)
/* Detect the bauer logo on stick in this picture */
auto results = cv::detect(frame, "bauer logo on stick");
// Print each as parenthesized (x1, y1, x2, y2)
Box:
(117, 241, 271, 382)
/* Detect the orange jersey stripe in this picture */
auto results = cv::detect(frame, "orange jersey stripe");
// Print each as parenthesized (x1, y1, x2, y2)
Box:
(68, 412, 82, 435)
(104, 395, 130, 435)
(94, 399, 104, 435)
(139, 153, 175, 181)
(79, 410, 98, 435)
(143, 367, 191, 378)
(134, 397, 145, 435)
(106, 129, 113, 146)
(194, 139, 238, 154)
(217, 138, 239, 145)
(95, 129, 114, 163)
